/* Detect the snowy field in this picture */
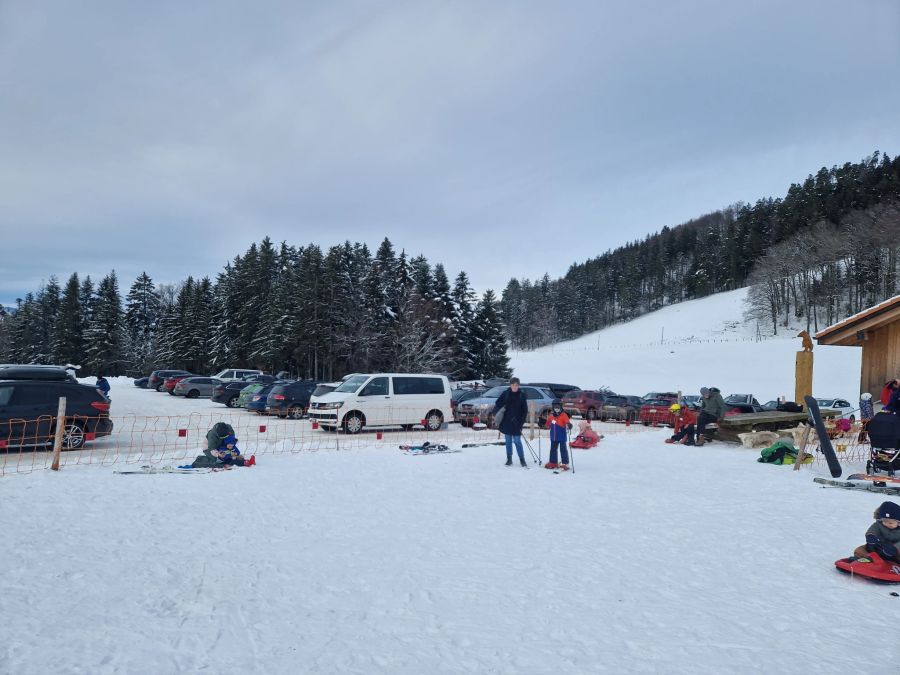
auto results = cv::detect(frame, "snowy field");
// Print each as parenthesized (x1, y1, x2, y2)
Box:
(510, 288, 863, 401)
(2, 427, 896, 674)
(1, 289, 887, 673)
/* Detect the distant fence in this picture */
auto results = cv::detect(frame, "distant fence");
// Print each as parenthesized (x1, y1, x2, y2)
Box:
(512, 334, 793, 355)
(0, 407, 652, 477)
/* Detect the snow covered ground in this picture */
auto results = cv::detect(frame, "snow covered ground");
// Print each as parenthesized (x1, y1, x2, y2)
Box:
(510, 288, 863, 401)
(0, 289, 888, 673)
(2, 426, 896, 674)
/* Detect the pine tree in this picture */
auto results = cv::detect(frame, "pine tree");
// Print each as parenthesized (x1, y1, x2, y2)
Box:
(451, 271, 477, 379)
(125, 272, 160, 373)
(56, 273, 84, 368)
(471, 290, 511, 379)
(83, 272, 125, 376)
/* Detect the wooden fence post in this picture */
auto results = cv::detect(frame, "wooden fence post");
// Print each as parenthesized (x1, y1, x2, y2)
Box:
(50, 396, 67, 471)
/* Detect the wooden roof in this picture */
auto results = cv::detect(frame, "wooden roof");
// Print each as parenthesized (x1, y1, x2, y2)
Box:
(815, 294, 900, 346)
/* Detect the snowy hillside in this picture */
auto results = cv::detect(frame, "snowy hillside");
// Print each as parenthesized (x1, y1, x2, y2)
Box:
(510, 288, 863, 401)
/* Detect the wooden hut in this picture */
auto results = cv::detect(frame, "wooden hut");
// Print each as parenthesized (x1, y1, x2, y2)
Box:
(815, 294, 900, 395)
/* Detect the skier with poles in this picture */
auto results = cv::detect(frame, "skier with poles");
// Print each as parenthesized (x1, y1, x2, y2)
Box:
(492, 377, 529, 467)
(544, 398, 572, 471)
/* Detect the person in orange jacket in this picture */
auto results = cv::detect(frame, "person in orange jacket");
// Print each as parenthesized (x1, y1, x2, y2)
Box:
(544, 399, 572, 470)
(665, 403, 697, 446)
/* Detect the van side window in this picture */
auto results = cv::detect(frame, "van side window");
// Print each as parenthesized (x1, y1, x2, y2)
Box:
(360, 377, 389, 396)
(523, 388, 540, 400)
(0, 386, 13, 406)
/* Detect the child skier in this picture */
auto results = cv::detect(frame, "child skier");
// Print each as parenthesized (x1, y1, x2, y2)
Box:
(665, 403, 697, 445)
(215, 434, 255, 467)
(544, 399, 572, 470)
(852, 501, 900, 562)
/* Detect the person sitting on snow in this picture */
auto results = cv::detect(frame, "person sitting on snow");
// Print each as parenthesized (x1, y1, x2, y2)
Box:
(544, 399, 572, 471)
(192, 423, 254, 468)
(852, 501, 900, 562)
(213, 434, 255, 467)
(665, 403, 697, 446)
(572, 419, 600, 448)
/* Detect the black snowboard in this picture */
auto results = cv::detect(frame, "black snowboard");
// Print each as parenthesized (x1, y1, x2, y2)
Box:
(805, 395, 842, 478)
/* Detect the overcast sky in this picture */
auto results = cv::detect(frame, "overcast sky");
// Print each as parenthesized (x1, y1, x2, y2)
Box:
(1, 0, 899, 305)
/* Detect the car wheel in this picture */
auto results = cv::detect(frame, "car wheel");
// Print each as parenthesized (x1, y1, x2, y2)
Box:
(167, 390, 176, 396)
(424, 411, 443, 432)
(849, 414, 855, 423)
(586, 408, 596, 420)
(225, 396, 237, 408)
(538, 413, 548, 427)
(63, 420, 86, 449)
(156, 384, 165, 392)
(343, 413, 364, 434)
(642, 420, 649, 426)
(187, 389, 199, 399)
(287, 406, 304, 420)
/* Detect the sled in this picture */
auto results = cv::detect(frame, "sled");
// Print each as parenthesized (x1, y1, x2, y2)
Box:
(835, 551, 900, 583)
(571, 434, 599, 449)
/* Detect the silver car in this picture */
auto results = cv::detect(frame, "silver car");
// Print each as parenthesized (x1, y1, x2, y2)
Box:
(173, 377, 222, 399)
(456, 385, 556, 427)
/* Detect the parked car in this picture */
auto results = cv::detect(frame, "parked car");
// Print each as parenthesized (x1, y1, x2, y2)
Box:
(246, 384, 280, 413)
(164, 374, 196, 395)
(211, 381, 254, 408)
(642, 391, 680, 402)
(456, 385, 555, 428)
(133, 376, 149, 388)
(639, 398, 680, 426)
(312, 383, 338, 397)
(212, 368, 264, 383)
(266, 380, 319, 419)
(761, 400, 779, 411)
(724, 402, 765, 415)
(0, 365, 77, 382)
(598, 394, 640, 422)
(724, 394, 762, 407)
(451, 388, 486, 422)
(523, 382, 581, 399)
(237, 383, 267, 408)
(244, 374, 278, 384)
(309, 373, 452, 434)
(0, 379, 113, 449)
(815, 398, 856, 421)
(172, 377, 222, 399)
(148, 370, 192, 392)
(561, 390, 613, 419)
(681, 395, 701, 408)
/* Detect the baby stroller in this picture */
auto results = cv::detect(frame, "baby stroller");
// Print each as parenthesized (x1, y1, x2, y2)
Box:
(865, 412, 900, 476)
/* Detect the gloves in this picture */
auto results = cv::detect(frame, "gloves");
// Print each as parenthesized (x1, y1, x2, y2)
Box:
(865, 534, 899, 559)
(566, 423, 573, 431)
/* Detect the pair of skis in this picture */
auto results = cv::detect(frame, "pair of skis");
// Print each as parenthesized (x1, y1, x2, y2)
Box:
(114, 465, 217, 475)
(399, 443, 461, 455)
(814, 477, 900, 496)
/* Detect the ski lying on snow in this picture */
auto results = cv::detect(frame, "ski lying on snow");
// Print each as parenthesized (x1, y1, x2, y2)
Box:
(461, 441, 506, 448)
(814, 477, 900, 495)
(114, 465, 213, 475)
(398, 444, 461, 455)
(847, 473, 900, 484)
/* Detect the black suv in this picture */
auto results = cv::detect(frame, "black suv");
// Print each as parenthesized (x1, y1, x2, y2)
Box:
(265, 380, 319, 418)
(211, 380, 253, 408)
(523, 382, 581, 399)
(0, 379, 113, 450)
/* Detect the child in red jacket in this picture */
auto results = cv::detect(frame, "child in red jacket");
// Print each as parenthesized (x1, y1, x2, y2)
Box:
(665, 404, 697, 446)
(544, 399, 572, 470)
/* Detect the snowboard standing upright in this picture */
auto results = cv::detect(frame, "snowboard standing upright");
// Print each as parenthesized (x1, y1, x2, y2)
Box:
(805, 395, 842, 478)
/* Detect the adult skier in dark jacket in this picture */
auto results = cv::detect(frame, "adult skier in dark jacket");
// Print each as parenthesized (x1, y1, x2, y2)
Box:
(493, 377, 529, 467)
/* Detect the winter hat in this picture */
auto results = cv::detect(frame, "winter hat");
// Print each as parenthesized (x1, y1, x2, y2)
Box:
(875, 501, 900, 520)
(700, 387, 710, 396)
(669, 403, 681, 412)
(861, 393, 873, 401)
(224, 434, 238, 446)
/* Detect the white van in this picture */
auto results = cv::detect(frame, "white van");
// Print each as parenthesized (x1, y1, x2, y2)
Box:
(212, 368, 263, 382)
(309, 373, 451, 434)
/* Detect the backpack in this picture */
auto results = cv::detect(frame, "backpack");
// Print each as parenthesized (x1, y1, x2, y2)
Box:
(758, 440, 798, 464)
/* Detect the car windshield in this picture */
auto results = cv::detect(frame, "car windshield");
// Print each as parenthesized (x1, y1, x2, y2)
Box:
(725, 395, 750, 404)
(334, 375, 369, 393)
(476, 386, 506, 399)
(816, 399, 836, 407)
(562, 391, 580, 400)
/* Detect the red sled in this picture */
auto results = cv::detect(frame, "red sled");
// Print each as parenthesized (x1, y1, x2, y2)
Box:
(571, 434, 599, 449)
(834, 551, 900, 583)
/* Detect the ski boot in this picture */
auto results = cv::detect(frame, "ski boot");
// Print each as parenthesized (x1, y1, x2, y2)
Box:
(544, 462, 558, 470)
(520, 457, 528, 467)
(505, 458, 513, 466)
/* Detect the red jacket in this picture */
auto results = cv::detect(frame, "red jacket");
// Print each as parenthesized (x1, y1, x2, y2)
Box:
(674, 408, 697, 434)
(882, 384, 896, 406)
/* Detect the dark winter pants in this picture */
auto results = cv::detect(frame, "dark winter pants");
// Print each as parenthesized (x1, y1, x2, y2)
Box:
(504, 434, 525, 461)
(549, 440, 569, 465)
(670, 424, 696, 444)
(221, 455, 246, 467)
(697, 412, 718, 439)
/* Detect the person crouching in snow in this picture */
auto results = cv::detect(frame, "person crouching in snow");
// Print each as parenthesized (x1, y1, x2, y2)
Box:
(544, 399, 572, 470)
(215, 434, 255, 467)
(665, 403, 697, 445)
(852, 501, 900, 562)
(571, 419, 600, 448)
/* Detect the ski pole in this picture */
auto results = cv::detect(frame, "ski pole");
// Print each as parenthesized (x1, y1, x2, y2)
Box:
(522, 436, 539, 464)
(568, 424, 575, 474)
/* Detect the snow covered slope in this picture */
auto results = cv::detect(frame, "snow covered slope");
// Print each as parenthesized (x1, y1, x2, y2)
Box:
(510, 288, 863, 401)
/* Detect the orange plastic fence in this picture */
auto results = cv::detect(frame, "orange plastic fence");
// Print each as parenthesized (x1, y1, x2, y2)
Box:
(0, 408, 651, 476)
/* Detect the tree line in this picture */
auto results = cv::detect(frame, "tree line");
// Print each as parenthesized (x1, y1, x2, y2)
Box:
(0, 238, 511, 381)
(501, 152, 900, 348)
